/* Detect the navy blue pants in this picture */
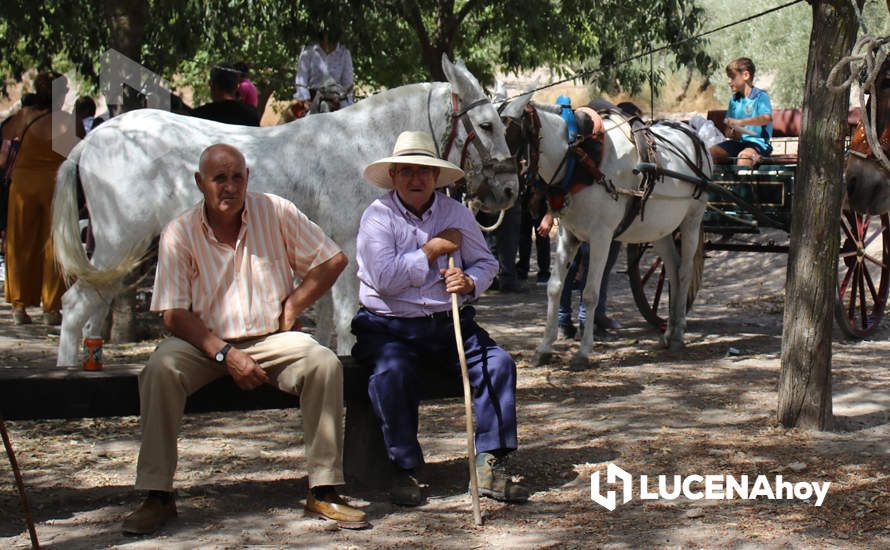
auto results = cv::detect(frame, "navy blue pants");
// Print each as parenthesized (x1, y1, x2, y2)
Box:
(351, 307, 518, 470)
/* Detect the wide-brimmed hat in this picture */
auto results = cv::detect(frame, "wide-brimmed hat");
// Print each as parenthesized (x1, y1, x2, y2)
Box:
(363, 131, 465, 189)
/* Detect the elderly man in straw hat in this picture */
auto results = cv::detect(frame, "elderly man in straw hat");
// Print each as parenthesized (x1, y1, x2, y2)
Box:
(351, 131, 529, 507)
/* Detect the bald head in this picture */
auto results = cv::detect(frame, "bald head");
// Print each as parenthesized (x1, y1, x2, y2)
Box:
(198, 143, 246, 175)
(195, 144, 249, 222)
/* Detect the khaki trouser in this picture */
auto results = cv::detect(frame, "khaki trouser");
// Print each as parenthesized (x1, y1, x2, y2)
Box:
(135, 332, 345, 491)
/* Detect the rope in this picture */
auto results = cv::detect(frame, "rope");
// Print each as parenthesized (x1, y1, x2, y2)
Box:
(500, 0, 806, 103)
(828, 33, 890, 173)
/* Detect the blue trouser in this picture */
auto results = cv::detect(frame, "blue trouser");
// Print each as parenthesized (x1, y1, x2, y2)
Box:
(351, 307, 518, 470)
(494, 203, 522, 285)
(559, 240, 622, 326)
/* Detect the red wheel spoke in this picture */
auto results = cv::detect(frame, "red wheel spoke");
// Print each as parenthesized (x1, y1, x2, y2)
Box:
(858, 265, 869, 328)
(863, 224, 883, 248)
(863, 264, 880, 304)
(847, 263, 859, 320)
(839, 260, 855, 296)
(641, 258, 662, 286)
(863, 252, 889, 269)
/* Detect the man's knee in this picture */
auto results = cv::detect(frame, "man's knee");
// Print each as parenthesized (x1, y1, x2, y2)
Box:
(305, 343, 342, 382)
(483, 347, 516, 384)
(736, 148, 760, 166)
(140, 339, 188, 385)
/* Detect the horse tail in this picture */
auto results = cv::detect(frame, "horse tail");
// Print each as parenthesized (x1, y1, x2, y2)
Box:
(52, 150, 149, 287)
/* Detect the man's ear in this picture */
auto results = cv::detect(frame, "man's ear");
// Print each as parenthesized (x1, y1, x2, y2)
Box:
(194, 171, 203, 191)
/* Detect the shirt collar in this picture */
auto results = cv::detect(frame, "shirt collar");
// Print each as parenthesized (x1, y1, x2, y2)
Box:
(199, 194, 251, 238)
(392, 189, 439, 222)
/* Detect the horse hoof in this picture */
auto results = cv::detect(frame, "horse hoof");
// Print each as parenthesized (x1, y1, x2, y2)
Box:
(535, 351, 553, 366)
(568, 355, 590, 371)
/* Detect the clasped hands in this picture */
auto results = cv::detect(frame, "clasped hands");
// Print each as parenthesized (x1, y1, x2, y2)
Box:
(422, 228, 475, 295)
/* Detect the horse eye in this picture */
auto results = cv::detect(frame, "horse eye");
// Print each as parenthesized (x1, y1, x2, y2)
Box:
(480, 121, 493, 132)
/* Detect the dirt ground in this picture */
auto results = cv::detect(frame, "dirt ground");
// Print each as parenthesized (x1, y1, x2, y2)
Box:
(1, 230, 889, 549)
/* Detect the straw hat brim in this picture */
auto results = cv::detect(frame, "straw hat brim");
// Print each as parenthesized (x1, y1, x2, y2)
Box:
(363, 155, 465, 189)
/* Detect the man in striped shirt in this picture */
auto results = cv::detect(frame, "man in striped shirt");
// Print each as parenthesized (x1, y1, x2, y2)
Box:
(122, 144, 369, 535)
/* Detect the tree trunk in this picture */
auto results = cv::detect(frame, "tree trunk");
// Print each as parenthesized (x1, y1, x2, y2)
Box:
(104, 0, 148, 113)
(777, 0, 861, 430)
(105, 0, 147, 339)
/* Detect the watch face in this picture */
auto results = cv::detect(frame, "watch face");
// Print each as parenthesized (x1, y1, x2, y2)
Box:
(215, 351, 224, 362)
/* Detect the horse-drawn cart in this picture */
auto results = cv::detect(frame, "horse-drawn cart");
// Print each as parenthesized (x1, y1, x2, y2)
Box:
(627, 108, 890, 338)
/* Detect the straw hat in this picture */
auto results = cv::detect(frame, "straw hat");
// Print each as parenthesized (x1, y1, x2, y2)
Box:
(363, 131, 465, 189)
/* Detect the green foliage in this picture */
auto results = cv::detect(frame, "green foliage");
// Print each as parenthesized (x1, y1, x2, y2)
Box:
(2, 0, 714, 106)
(699, 0, 890, 108)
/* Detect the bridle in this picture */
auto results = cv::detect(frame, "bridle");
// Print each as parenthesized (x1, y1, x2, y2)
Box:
(502, 103, 543, 195)
(428, 87, 515, 231)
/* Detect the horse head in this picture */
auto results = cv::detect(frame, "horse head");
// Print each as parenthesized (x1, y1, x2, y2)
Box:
(845, 57, 890, 214)
(498, 87, 539, 194)
(441, 55, 518, 213)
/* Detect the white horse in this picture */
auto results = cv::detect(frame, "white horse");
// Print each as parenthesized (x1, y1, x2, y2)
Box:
(52, 56, 517, 366)
(500, 96, 712, 369)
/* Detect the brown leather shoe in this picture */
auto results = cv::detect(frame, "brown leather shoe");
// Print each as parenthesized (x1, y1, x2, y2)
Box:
(305, 492, 370, 530)
(122, 493, 177, 535)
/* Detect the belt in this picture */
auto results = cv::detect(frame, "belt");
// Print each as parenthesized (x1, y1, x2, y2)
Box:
(428, 308, 461, 322)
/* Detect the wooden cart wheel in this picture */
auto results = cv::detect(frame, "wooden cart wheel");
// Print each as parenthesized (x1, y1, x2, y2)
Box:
(627, 231, 704, 329)
(835, 209, 890, 338)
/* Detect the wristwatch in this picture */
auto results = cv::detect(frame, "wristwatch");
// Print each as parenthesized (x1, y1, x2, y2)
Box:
(214, 343, 232, 363)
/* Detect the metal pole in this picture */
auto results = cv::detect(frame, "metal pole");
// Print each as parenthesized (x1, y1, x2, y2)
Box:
(448, 255, 483, 526)
(1, 415, 40, 548)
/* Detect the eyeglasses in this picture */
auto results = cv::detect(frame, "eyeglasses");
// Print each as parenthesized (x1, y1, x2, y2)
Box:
(394, 166, 435, 179)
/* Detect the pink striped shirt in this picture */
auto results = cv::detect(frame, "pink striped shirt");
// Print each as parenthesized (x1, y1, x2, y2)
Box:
(151, 192, 341, 339)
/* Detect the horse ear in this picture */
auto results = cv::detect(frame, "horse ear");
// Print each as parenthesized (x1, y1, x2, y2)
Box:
(491, 80, 507, 103)
(441, 54, 482, 99)
(441, 53, 457, 84)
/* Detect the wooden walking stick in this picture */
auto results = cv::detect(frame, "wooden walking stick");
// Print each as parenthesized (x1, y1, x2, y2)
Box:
(448, 255, 483, 526)
(1, 415, 40, 548)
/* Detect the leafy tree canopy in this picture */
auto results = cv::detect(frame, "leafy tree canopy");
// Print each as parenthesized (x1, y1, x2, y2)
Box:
(2, 0, 714, 107)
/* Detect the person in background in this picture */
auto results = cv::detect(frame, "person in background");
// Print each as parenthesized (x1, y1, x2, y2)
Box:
(234, 62, 259, 110)
(74, 95, 97, 138)
(709, 57, 773, 167)
(4, 72, 72, 326)
(191, 64, 260, 127)
(294, 28, 354, 111)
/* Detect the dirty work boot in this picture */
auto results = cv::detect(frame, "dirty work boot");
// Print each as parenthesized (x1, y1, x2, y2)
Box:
(122, 491, 177, 535)
(390, 469, 423, 507)
(475, 452, 529, 503)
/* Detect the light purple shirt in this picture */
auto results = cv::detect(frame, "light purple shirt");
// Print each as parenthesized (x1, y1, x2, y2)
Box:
(357, 190, 499, 317)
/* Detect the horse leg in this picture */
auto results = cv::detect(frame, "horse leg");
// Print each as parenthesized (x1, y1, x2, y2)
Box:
(314, 292, 335, 349)
(536, 227, 580, 365)
(572, 233, 612, 370)
(666, 208, 706, 351)
(331, 275, 358, 356)
(57, 281, 113, 366)
(653, 235, 683, 350)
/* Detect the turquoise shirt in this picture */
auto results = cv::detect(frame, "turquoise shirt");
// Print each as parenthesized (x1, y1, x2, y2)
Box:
(727, 87, 773, 152)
